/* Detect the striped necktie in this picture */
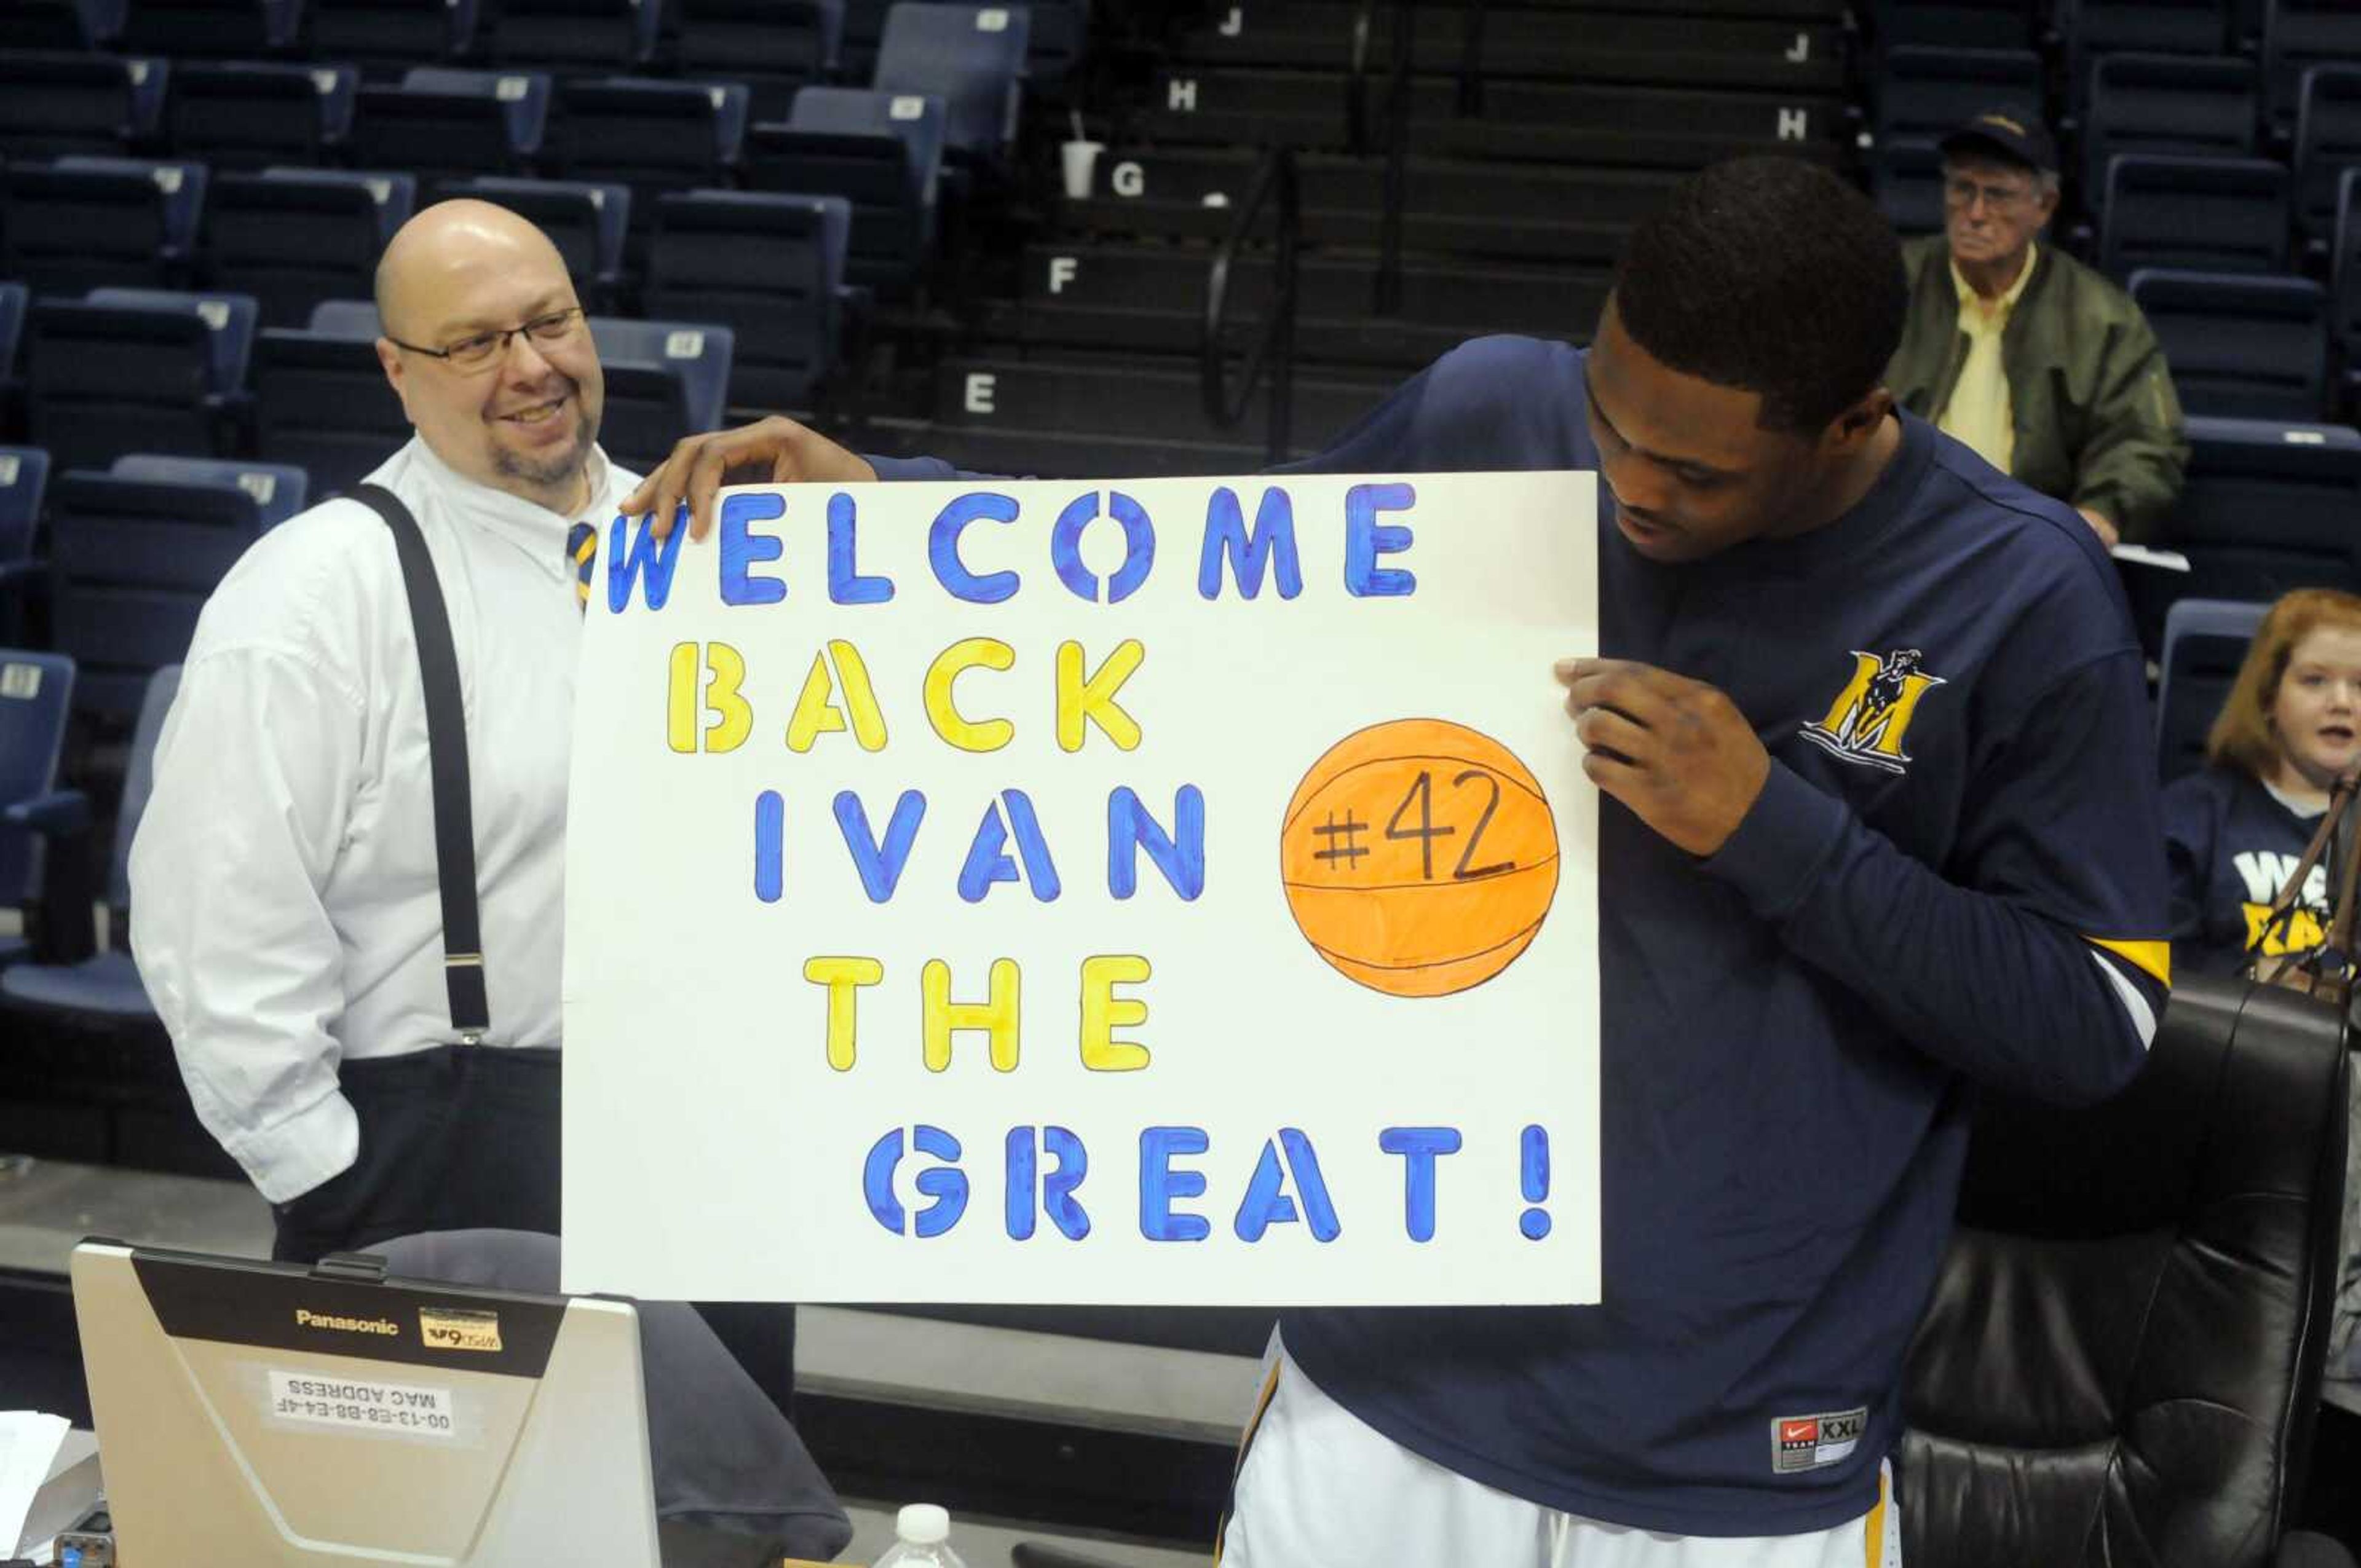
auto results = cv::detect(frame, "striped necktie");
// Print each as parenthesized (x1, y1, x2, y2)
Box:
(566, 521, 596, 613)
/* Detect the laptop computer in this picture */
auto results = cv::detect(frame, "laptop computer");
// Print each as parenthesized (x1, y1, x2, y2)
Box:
(70, 1239, 676, 1567)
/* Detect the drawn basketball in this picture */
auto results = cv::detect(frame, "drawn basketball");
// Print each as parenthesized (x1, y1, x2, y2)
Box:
(1280, 719, 1560, 998)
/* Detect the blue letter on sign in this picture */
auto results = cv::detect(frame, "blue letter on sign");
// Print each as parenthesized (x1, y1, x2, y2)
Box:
(929, 492, 1022, 604)
(1198, 486, 1302, 599)
(718, 492, 787, 606)
(1050, 490, 1157, 604)
(1139, 1127, 1211, 1242)
(606, 513, 687, 612)
(1378, 1126, 1462, 1242)
(1344, 483, 1417, 597)
(827, 491, 895, 605)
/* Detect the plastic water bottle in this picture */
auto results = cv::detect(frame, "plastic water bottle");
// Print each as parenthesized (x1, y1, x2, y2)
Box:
(872, 1503, 970, 1568)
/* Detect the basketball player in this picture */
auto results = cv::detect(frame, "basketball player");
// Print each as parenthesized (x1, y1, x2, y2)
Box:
(622, 157, 2170, 1564)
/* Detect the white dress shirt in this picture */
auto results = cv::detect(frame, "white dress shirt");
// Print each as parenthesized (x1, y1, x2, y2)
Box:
(129, 436, 641, 1204)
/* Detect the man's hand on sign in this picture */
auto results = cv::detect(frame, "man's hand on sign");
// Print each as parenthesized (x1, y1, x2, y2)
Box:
(623, 416, 879, 542)
(1555, 658, 1770, 858)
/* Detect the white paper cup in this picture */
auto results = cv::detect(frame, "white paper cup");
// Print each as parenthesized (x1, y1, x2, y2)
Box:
(1061, 140, 1105, 199)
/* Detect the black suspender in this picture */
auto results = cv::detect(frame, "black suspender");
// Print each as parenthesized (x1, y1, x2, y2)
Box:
(351, 483, 491, 1043)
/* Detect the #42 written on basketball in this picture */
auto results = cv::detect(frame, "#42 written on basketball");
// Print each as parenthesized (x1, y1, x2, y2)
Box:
(562, 471, 1600, 1306)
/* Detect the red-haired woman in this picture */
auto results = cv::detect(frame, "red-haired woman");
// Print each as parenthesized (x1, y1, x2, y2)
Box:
(2163, 588, 2361, 976)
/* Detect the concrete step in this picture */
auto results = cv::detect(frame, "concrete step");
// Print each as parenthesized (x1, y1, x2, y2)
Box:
(1014, 240, 1607, 331)
(935, 354, 1387, 448)
(1169, 2, 1848, 90)
(869, 418, 1302, 480)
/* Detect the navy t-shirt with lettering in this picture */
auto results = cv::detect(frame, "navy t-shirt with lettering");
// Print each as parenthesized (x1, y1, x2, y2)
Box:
(873, 334, 2173, 1538)
(2162, 764, 2327, 977)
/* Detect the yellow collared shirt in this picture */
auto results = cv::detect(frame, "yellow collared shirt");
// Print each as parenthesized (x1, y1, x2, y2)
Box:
(1937, 243, 2037, 474)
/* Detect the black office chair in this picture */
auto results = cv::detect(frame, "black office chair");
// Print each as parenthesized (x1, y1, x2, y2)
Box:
(1900, 975, 2356, 1567)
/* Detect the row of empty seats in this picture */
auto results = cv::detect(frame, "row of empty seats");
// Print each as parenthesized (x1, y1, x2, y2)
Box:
(15, 0, 1089, 108)
(1877, 52, 2361, 246)
(0, 93, 933, 313)
(1870, 0, 2355, 130)
(0, 285, 741, 492)
(0, 4, 1023, 170)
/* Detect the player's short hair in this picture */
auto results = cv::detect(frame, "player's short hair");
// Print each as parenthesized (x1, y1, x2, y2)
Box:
(2209, 588, 2361, 779)
(1611, 156, 1908, 436)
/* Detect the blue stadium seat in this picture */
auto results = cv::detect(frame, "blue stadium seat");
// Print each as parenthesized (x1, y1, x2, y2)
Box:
(2293, 66, 2361, 246)
(647, 189, 850, 410)
(2156, 597, 2269, 781)
(167, 62, 357, 171)
(2130, 270, 2328, 420)
(2334, 167, 2361, 365)
(1872, 47, 2044, 146)
(872, 2, 1030, 163)
(251, 299, 406, 497)
(587, 315, 735, 471)
(839, 0, 895, 80)
(0, 51, 170, 160)
(433, 176, 629, 307)
(309, 0, 477, 73)
(0, 156, 210, 294)
(2081, 55, 2260, 205)
(0, 449, 48, 578)
(47, 459, 281, 722)
(746, 87, 945, 293)
(350, 68, 550, 183)
(2058, 0, 2228, 114)
(2263, 0, 2361, 135)
(2155, 418, 2361, 642)
(2100, 156, 2290, 278)
(0, 648, 77, 972)
(1016, 0, 1085, 100)
(26, 288, 256, 471)
(109, 452, 307, 521)
(305, 299, 382, 337)
(486, 0, 664, 71)
(120, 0, 300, 58)
(549, 77, 748, 218)
(0, 283, 27, 435)
(12, 0, 108, 49)
(0, 449, 50, 644)
(674, 0, 841, 123)
(204, 167, 414, 329)
(82, 0, 132, 42)
(1872, 0, 2033, 50)
(1, 664, 178, 1022)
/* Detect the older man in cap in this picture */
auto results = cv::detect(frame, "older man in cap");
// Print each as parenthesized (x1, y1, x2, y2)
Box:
(1886, 109, 2187, 546)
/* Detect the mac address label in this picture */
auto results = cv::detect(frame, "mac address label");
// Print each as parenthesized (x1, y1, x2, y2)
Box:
(266, 1369, 459, 1440)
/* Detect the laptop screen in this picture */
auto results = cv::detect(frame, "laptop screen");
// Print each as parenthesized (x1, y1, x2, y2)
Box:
(70, 1240, 662, 1567)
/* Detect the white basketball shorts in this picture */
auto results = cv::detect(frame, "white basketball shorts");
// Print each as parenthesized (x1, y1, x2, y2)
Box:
(1217, 1333, 1902, 1568)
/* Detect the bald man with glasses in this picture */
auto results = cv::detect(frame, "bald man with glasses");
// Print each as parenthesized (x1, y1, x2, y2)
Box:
(1886, 109, 2187, 547)
(130, 200, 630, 1263)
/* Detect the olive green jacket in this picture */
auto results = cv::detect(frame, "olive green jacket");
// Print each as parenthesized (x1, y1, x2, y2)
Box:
(1886, 234, 2188, 542)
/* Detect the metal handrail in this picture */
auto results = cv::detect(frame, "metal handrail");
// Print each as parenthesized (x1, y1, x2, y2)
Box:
(1345, 0, 1377, 157)
(1201, 144, 1302, 465)
(1374, 0, 1414, 315)
(1455, 0, 1487, 116)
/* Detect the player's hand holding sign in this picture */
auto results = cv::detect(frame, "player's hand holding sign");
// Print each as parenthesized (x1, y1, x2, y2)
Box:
(1556, 658, 1769, 857)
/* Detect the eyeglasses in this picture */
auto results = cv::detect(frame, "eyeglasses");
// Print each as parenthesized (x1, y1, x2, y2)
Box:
(1942, 177, 2038, 212)
(387, 306, 585, 372)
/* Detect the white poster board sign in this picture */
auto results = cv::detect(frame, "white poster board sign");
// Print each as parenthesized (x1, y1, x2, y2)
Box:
(562, 471, 1602, 1305)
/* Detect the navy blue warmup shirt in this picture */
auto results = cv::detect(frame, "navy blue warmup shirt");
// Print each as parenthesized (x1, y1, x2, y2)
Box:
(2163, 765, 2327, 977)
(873, 334, 2173, 1537)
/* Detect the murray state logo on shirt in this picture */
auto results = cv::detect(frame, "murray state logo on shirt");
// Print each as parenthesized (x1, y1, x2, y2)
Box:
(1800, 649, 1947, 776)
